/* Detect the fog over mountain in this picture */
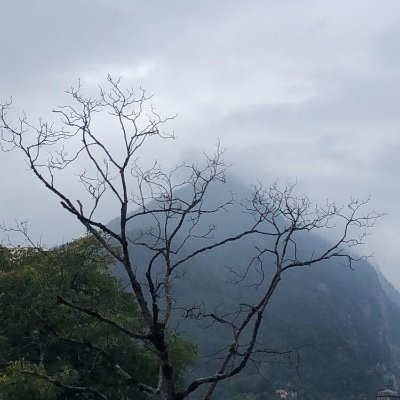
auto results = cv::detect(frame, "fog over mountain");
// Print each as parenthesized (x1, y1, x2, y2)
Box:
(110, 179, 400, 400)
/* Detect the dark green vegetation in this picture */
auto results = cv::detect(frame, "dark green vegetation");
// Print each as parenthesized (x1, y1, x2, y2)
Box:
(0, 236, 195, 399)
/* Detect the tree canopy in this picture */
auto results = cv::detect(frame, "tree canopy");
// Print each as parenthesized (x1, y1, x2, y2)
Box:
(0, 236, 195, 399)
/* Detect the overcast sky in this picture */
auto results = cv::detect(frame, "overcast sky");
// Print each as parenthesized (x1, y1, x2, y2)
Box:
(2, 1, 400, 287)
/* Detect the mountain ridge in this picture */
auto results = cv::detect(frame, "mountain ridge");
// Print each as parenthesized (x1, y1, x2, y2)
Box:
(111, 178, 400, 399)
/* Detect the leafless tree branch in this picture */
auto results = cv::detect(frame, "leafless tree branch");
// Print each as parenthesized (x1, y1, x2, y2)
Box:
(0, 77, 381, 400)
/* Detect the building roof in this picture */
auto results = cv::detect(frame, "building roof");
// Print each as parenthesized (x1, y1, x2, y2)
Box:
(377, 389, 400, 397)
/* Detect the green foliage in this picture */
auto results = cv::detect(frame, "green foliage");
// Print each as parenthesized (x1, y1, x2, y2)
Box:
(0, 236, 196, 399)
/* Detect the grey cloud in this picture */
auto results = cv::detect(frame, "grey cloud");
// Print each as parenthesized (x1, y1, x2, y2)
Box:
(2, 1, 400, 287)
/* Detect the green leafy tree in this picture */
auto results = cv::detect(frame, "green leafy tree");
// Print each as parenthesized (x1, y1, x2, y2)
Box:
(0, 236, 196, 399)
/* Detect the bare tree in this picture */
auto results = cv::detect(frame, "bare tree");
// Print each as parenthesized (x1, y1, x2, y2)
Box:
(0, 76, 380, 400)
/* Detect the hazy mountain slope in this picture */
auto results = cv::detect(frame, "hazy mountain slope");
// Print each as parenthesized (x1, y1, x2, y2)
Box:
(171, 235, 400, 400)
(377, 266, 400, 308)
(111, 179, 400, 400)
